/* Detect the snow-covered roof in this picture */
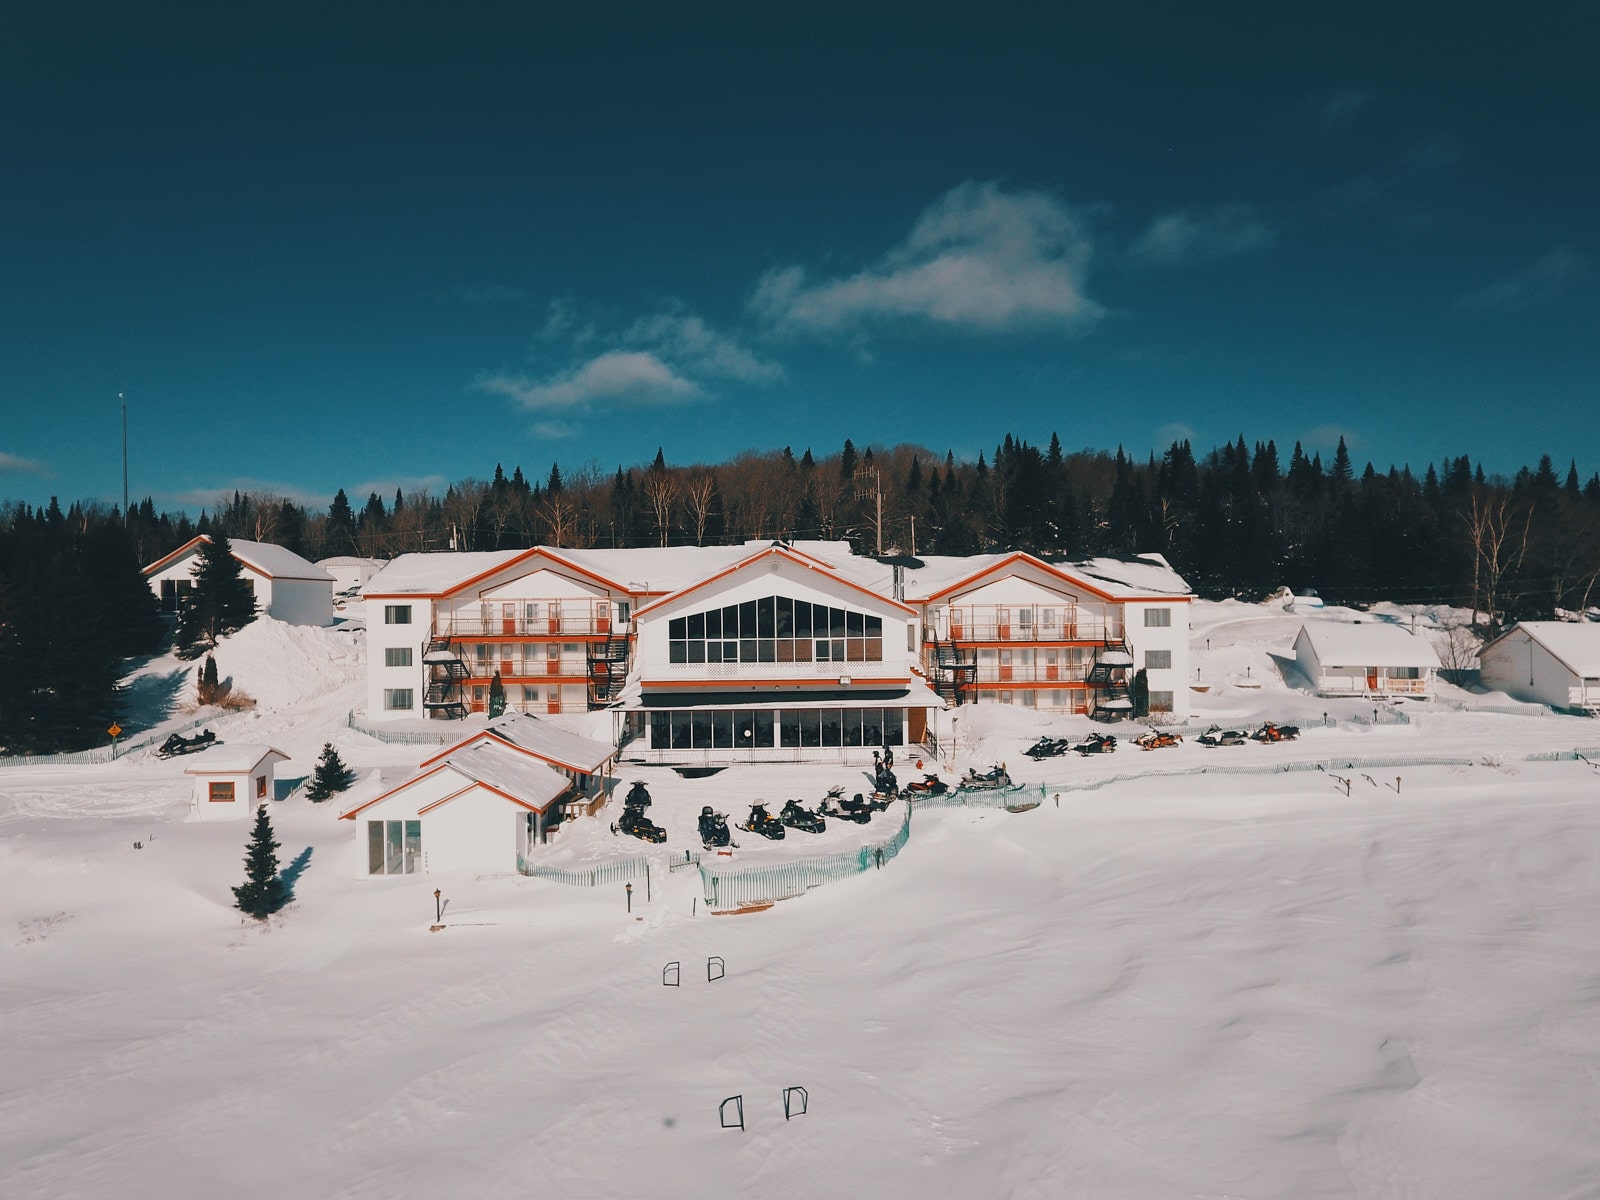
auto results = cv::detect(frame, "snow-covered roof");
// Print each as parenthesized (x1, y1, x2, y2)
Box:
(315, 555, 382, 569)
(901, 551, 1192, 602)
(1295, 622, 1442, 668)
(358, 542, 1192, 605)
(144, 536, 333, 582)
(614, 673, 945, 711)
(182, 745, 289, 775)
(1492, 622, 1600, 678)
(426, 712, 616, 775)
(229, 540, 334, 582)
(439, 741, 572, 809)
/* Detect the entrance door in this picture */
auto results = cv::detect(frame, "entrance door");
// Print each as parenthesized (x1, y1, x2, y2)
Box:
(999, 649, 1014, 682)
(1366, 668, 1379, 692)
(596, 601, 610, 634)
(502, 603, 516, 634)
(997, 607, 1011, 640)
(548, 602, 561, 634)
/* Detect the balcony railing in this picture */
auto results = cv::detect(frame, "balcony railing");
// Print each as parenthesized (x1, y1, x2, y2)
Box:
(1315, 676, 1431, 695)
(659, 661, 896, 680)
(437, 612, 629, 639)
(929, 615, 1121, 644)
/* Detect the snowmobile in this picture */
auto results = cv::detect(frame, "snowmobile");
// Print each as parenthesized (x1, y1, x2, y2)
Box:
(1251, 721, 1300, 743)
(901, 772, 950, 799)
(820, 787, 875, 823)
(779, 799, 827, 834)
(1025, 736, 1072, 760)
(155, 729, 218, 758)
(739, 802, 787, 840)
(1197, 725, 1247, 748)
(624, 780, 653, 808)
(1071, 732, 1117, 755)
(871, 765, 899, 800)
(1133, 729, 1183, 751)
(698, 805, 733, 849)
(958, 763, 1015, 791)
(613, 801, 667, 843)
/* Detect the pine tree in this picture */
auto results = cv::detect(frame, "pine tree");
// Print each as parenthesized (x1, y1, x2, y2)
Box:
(233, 805, 286, 919)
(196, 654, 225, 706)
(305, 742, 356, 802)
(488, 669, 506, 717)
(1130, 668, 1150, 719)
(175, 535, 258, 659)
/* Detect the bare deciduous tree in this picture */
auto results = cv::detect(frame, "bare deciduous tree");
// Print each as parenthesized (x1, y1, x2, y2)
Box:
(1462, 490, 1534, 630)
(683, 474, 717, 546)
(643, 472, 679, 547)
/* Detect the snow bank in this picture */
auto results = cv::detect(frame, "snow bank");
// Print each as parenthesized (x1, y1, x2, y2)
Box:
(198, 618, 364, 711)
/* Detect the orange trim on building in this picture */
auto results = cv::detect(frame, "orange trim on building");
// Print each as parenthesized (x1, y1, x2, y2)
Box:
(641, 675, 911, 690)
(914, 551, 1192, 606)
(632, 545, 917, 621)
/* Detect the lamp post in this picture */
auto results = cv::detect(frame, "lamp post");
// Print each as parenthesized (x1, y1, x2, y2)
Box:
(433, 889, 442, 923)
(626, 882, 633, 913)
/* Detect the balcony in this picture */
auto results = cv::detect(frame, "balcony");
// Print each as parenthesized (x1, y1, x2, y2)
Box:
(436, 608, 628, 639)
(931, 608, 1121, 645)
(658, 660, 900, 681)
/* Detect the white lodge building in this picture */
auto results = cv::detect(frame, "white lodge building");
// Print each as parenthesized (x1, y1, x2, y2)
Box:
(362, 542, 1193, 761)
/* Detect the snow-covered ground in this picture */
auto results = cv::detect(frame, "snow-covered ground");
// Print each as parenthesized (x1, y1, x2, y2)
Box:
(4, 605, 1600, 1198)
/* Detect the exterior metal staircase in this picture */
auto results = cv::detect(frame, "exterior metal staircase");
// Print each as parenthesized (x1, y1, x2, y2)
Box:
(422, 636, 471, 720)
(1086, 639, 1133, 720)
(586, 632, 631, 709)
(927, 639, 977, 706)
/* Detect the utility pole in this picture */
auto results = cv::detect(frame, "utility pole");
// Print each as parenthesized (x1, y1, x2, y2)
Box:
(120, 392, 128, 515)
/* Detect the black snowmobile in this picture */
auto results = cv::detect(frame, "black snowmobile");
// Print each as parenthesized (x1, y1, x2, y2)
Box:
(612, 782, 666, 843)
(1198, 724, 1247, 748)
(740, 802, 787, 840)
(613, 802, 667, 844)
(779, 799, 827, 834)
(959, 763, 1016, 791)
(871, 765, 899, 800)
(698, 805, 733, 849)
(1025, 735, 1072, 760)
(820, 786, 874, 823)
(1071, 732, 1116, 755)
(155, 729, 218, 759)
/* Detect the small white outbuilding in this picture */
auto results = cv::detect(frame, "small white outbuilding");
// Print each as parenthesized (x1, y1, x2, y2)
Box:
(185, 745, 290, 819)
(1478, 622, 1600, 714)
(1292, 621, 1441, 698)
(339, 734, 580, 877)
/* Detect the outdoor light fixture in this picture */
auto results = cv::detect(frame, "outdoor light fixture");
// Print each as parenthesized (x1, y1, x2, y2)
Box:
(838, 675, 852, 685)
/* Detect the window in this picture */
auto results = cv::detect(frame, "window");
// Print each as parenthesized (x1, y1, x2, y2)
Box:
(1144, 650, 1172, 670)
(255, 774, 268, 799)
(384, 688, 414, 711)
(1386, 666, 1420, 679)
(1144, 608, 1172, 628)
(208, 780, 235, 802)
(667, 594, 884, 666)
(384, 605, 412, 624)
(367, 819, 422, 875)
(385, 646, 413, 667)
(1149, 690, 1174, 712)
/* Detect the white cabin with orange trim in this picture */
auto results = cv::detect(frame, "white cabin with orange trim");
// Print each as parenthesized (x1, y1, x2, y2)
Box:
(144, 536, 334, 627)
(184, 745, 289, 819)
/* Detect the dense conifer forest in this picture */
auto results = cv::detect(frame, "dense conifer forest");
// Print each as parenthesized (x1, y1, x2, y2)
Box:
(4, 433, 1600, 754)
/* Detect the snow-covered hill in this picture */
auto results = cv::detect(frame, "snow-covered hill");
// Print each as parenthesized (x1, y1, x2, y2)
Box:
(3, 603, 1599, 1198)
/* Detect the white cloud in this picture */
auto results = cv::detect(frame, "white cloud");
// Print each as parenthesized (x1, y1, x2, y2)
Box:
(530, 420, 580, 440)
(751, 180, 1102, 334)
(480, 350, 701, 412)
(162, 479, 333, 510)
(623, 310, 785, 384)
(1129, 205, 1278, 267)
(0, 451, 51, 476)
(1457, 247, 1587, 313)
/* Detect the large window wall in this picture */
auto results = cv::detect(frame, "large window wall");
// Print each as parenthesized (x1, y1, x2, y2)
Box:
(668, 595, 884, 665)
(647, 707, 905, 751)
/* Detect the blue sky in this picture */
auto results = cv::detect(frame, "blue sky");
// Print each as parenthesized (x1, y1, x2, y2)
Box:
(2, 2, 1595, 513)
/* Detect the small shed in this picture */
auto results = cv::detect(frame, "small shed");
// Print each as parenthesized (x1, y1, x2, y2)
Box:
(422, 712, 617, 800)
(185, 745, 290, 819)
(1292, 622, 1440, 698)
(339, 736, 575, 876)
(1479, 622, 1600, 714)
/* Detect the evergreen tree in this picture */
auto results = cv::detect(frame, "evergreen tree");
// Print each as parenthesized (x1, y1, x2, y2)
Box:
(196, 654, 225, 706)
(1130, 668, 1150, 719)
(327, 489, 356, 555)
(175, 535, 258, 658)
(305, 742, 356, 802)
(488, 669, 506, 717)
(232, 804, 286, 919)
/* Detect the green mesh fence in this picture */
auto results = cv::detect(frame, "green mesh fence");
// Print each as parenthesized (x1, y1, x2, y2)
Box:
(700, 803, 912, 909)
